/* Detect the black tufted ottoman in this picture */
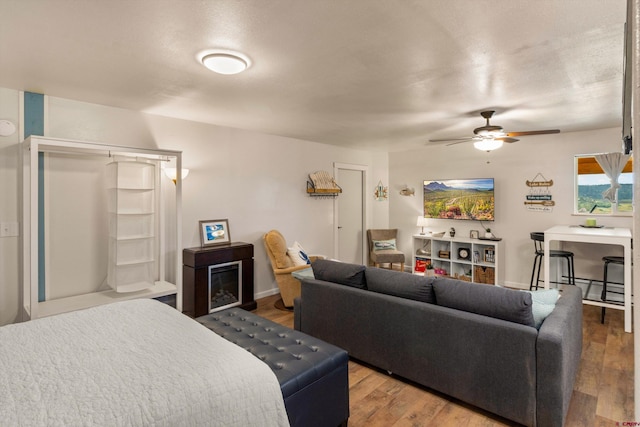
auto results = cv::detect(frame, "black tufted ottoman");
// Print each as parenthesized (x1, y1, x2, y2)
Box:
(197, 308, 349, 427)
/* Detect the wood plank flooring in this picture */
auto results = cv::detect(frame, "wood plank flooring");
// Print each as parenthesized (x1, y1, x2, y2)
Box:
(254, 294, 634, 427)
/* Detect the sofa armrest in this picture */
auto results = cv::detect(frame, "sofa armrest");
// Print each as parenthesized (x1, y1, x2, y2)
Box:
(536, 285, 583, 427)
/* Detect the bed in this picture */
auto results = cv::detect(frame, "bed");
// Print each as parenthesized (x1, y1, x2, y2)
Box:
(0, 299, 290, 427)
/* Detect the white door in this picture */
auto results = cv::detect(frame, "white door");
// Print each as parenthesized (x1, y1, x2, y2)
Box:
(334, 164, 366, 264)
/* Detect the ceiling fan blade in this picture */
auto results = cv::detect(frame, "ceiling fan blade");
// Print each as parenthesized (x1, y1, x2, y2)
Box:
(495, 137, 519, 143)
(506, 129, 560, 137)
(429, 137, 474, 143)
(445, 140, 474, 146)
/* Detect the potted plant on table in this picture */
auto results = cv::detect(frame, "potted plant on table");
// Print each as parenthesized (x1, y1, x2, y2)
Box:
(425, 263, 435, 277)
(485, 228, 493, 238)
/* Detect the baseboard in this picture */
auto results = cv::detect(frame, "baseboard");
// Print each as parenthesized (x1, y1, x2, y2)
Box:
(255, 287, 281, 300)
(503, 281, 528, 290)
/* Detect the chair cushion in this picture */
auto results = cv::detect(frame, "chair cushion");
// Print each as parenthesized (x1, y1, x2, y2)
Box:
(287, 241, 311, 266)
(433, 278, 535, 327)
(311, 259, 367, 289)
(365, 267, 436, 303)
(265, 231, 293, 269)
(370, 250, 405, 264)
(372, 238, 397, 251)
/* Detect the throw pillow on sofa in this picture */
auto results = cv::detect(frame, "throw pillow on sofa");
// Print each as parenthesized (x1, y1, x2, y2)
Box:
(433, 278, 535, 328)
(523, 289, 560, 329)
(311, 259, 367, 289)
(365, 267, 436, 304)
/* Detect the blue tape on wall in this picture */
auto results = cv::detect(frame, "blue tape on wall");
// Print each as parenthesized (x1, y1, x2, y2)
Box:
(24, 92, 44, 138)
(24, 92, 46, 302)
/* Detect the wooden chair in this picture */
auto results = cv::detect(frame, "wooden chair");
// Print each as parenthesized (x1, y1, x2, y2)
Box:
(367, 229, 405, 271)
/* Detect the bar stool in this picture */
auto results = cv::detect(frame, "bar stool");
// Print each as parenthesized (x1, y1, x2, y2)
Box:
(601, 256, 624, 324)
(530, 232, 575, 290)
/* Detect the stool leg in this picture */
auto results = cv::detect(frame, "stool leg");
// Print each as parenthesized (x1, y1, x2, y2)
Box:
(530, 255, 537, 290)
(569, 256, 575, 285)
(530, 254, 541, 290)
(536, 255, 543, 289)
(601, 261, 609, 324)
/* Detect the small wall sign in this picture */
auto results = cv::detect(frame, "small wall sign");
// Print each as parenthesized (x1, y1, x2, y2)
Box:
(524, 173, 554, 212)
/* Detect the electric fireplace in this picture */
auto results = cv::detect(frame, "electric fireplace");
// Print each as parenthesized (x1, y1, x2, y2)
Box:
(208, 261, 242, 312)
(183, 242, 256, 318)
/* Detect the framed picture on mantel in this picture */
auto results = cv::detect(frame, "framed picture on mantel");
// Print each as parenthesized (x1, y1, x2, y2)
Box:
(199, 219, 231, 247)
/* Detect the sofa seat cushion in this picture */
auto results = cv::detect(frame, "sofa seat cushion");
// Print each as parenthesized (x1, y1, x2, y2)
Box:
(311, 259, 367, 289)
(433, 278, 535, 327)
(365, 267, 436, 304)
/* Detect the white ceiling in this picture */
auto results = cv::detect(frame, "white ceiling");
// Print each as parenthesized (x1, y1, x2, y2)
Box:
(0, 0, 628, 152)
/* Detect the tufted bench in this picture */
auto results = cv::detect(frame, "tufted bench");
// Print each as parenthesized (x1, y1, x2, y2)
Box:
(196, 308, 349, 427)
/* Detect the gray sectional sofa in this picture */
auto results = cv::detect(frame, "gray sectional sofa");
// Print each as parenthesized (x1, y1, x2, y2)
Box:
(294, 259, 583, 427)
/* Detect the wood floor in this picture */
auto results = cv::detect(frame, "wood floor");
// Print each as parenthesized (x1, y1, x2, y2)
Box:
(254, 294, 634, 427)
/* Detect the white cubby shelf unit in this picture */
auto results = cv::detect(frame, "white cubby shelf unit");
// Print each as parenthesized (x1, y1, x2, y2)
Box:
(412, 234, 504, 285)
(22, 136, 183, 320)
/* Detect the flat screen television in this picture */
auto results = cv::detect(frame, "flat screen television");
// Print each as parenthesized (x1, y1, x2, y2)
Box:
(423, 178, 495, 221)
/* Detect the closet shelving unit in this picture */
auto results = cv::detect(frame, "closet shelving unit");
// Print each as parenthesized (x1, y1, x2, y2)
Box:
(22, 136, 183, 320)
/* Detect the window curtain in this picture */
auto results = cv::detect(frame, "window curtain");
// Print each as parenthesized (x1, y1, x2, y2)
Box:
(594, 152, 630, 202)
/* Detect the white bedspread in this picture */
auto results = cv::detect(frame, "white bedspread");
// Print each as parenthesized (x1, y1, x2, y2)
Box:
(0, 299, 290, 427)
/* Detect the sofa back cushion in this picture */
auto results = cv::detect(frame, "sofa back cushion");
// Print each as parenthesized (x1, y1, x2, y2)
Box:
(311, 259, 367, 289)
(365, 267, 436, 304)
(433, 278, 535, 327)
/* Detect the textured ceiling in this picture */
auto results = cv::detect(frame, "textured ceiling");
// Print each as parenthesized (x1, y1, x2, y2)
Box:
(0, 0, 627, 152)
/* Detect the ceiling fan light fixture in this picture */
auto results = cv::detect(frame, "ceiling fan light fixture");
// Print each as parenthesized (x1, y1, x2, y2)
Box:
(199, 50, 251, 75)
(474, 138, 503, 151)
(476, 128, 505, 138)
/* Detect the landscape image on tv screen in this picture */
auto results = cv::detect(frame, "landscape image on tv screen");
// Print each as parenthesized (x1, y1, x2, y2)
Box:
(423, 178, 494, 221)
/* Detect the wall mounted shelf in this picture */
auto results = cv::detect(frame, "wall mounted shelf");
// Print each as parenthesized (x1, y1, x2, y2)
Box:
(306, 170, 342, 197)
(306, 181, 342, 197)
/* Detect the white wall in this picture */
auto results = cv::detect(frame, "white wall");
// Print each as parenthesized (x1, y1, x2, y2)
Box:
(0, 86, 629, 325)
(0, 88, 21, 325)
(0, 88, 389, 326)
(389, 127, 630, 288)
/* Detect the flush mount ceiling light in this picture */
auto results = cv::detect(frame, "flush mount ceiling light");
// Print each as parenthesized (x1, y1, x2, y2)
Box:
(473, 138, 503, 152)
(198, 50, 251, 75)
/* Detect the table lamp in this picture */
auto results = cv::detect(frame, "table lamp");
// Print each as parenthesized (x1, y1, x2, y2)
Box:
(416, 216, 429, 235)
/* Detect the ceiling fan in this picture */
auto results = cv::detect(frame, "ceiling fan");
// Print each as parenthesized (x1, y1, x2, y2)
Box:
(429, 110, 560, 151)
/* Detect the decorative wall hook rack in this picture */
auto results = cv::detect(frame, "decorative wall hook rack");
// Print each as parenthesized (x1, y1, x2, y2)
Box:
(374, 180, 388, 201)
(306, 170, 341, 197)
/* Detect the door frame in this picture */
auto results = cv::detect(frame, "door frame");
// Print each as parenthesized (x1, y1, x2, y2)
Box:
(333, 162, 368, 265)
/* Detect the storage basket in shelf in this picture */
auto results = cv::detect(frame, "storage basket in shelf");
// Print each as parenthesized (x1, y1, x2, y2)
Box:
(474, 266, 495, 285)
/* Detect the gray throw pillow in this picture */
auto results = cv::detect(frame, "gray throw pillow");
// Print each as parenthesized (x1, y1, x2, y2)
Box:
(432, 278, 535, 327)
(311, 259, 367, 289)
(365, 267, 436, 304)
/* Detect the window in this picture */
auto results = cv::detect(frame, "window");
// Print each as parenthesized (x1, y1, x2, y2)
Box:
(575, 154, 633, 215)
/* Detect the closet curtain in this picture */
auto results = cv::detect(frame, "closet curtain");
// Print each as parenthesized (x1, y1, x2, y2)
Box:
(594, 152, 630, 202)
